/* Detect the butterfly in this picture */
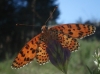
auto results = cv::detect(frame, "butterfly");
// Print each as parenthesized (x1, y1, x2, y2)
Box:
(11, 24, 96, 69)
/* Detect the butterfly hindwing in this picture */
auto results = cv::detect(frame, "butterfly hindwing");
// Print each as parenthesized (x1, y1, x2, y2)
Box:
(36, 42, 49, 65)
(57, 33, 79, 51)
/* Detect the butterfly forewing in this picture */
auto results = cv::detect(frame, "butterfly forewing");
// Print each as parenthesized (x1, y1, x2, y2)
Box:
(50, 24, 96, 39)
(11, 34, 41, 69)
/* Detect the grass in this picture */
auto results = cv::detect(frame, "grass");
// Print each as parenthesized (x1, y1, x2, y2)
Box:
(0, 40, 100, 74)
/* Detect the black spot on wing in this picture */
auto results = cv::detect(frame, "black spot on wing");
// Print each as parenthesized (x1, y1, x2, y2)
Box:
(68, 31, 73, 35)
(76, 24, 81, 30)
(78, 31, 84, 37)
(61, 25, 65, 29)
(30, 48, 35, 53)
(67, 24, 72, 28)
(20, 50, 25, 57)
(25, 44, 30, 49)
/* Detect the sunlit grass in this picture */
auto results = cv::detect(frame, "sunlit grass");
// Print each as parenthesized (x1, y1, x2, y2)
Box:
(0, 59, 17, 74)
(68, 40, 100, 74)
(0, 40, 100, 74)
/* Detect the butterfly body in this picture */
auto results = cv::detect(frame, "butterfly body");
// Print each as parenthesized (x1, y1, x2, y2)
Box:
(11, 24, 96, 69)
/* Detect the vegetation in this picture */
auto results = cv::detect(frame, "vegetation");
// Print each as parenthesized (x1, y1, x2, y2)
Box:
(0, 40, 100, 74)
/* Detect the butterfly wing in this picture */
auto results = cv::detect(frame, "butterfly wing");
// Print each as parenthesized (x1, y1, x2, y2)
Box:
(48, 28, 79, 51)
(36, 42, 49, 65)
(11, 34, 42, 69)
(35, 32, 79, 64)
(49, 24, 96, 39)
(57, 33, 79, 51)
(12, 24, 96, 68)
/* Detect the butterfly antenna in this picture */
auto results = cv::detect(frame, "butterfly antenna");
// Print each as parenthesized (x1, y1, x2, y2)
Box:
(16, 24, 40, 27)
(16, 6, 57, 27)
(45, 6, 58, 25)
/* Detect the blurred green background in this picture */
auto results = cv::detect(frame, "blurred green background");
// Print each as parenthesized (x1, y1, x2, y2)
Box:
(0, 0, 100, 74)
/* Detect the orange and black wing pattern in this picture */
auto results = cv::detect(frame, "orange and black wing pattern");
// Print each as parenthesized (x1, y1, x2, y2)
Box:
(36, 42, 49, 65)
(11, 34, 41, 69)
(11, 24, 96, 69)
(57, 33, 79, 51)
(49, 24, 96, 39)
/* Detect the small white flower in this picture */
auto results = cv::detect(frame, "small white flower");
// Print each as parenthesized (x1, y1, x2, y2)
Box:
(94, 60, 98, 65)
(95, 51, 97, 56)
(98, 51, 100, 56)
(98, 67, 100, 70)
(93, 48, 100, 71)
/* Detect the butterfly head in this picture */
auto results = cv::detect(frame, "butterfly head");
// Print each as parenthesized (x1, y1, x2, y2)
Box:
(41, 25, 48, 33)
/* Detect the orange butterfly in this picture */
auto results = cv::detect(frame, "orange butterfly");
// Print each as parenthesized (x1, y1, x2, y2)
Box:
(11, 24, 96, 69)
